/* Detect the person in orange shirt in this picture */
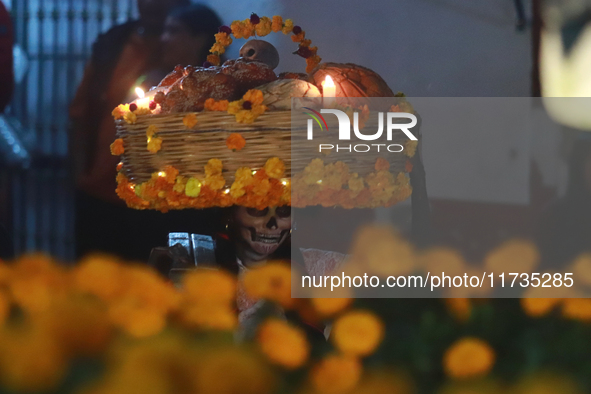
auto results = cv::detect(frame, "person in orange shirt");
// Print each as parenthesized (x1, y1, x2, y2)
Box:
(70, 1, 224, 260)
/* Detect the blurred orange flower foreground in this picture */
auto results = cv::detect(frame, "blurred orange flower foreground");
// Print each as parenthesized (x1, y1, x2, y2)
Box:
(0, 246, 589, 394)
(0, 253, 388, 394)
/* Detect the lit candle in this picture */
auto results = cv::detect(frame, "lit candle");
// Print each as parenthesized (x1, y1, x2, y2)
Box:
(322, 75, 336, 102)
(133, 87, 151, 109)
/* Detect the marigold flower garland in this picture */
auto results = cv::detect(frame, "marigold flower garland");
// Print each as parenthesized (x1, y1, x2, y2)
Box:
(113, 155, 413, 211)
(209, 14, 321, 73)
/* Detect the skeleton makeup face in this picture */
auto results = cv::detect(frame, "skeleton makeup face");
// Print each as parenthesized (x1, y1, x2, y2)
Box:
(231, 206, 292, 265)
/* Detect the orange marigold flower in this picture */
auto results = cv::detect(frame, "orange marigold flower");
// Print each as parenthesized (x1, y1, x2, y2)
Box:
(264, 157, 285, 179)
(257, 319, 310, 369)
(443, 337, 495, 379)
(300, 39, 312, 47)
(240, 19, 254, 39)
(147, 136, 162, 153)
(204, 98, 229, 111)
(226, 133, 246, 151)
(183, 113, 198, 129)
(291, 31, 305, 43)
(110, 138, 124, 155)
(271, 16, 283, 32)
(374, 157, 390, 171)
(161, 165, 178, 184)
(207, 54, 220, 66)
(243, 89, 265, 105)
(310, 354, 362, 394)
(332, 310, 385, 357)
(182, 269, 237, 306)
(243, 261, 293, 308)
(230, 20, 244, 39)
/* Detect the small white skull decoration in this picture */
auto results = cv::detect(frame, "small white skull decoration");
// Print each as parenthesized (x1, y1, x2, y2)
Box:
(231, 206, 291, 265)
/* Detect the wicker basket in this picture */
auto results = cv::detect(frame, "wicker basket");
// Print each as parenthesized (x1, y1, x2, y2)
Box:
(116, 110, 411, 185)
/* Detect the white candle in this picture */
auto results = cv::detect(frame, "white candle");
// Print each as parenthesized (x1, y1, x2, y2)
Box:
(322, 75, 336, 107)
(133, 87, 150, 109)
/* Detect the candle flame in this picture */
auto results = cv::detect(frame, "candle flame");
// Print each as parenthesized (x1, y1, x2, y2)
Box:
(135, 87, 145, 99)
(323, 75, 335, 88)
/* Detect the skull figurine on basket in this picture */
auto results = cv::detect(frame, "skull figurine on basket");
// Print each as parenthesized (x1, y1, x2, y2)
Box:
(228, 206, 292, 266)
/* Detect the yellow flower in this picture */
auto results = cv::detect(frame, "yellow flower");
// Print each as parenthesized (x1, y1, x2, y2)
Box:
(210, 42, 226, 54)
(173, 176, 186, 193)
(271, 16, 283, 32)
(255, 16, 272, 36)
(310, 297, 353, 318)
(204, 174, 226, 191)
(146, 124, 158, 138)
(444, 337, 495, 379)
(226, 133, 246, 151)
(205, 158, 223, 176)
(182, 269, 237, 306)
(230, 182, 246, 198)
(243, 261, 293, 308)
(235, 167, 254, 184)
(214, 32, 232, 46)
(405, 140, 418, 157)
(282, 18, 294, 34)
(484, 239, 539, 275)
(185, 177, 202, 197)
(264, 157, 285, 179)
(331, 310, 384, 357)
(310, 354, 362, 394)
(147, 136, 162, 153)
(257, 319, 310, 369)
(123, 110, 137, 124)
(183, 113, 198, 129)
(110, 138, 124, 155)
(348, 173, 365, 195)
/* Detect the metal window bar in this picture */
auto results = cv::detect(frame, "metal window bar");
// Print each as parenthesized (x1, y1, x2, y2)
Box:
(7, 0, 137, 261)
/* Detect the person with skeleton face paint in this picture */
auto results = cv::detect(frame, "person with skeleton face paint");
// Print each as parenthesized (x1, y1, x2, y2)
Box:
(229, 206, 293, 268)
